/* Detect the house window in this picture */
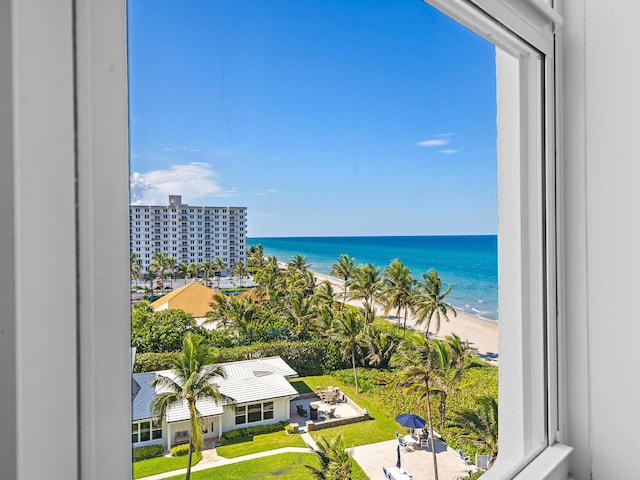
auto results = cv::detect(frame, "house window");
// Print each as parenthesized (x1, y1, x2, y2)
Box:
(132, 420, 162, 443)
(247, 404, 262, 423)
(235, 405, 246, 425)
(263, 402, 274, 420)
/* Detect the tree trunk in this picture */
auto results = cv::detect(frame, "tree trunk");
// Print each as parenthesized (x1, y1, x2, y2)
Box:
(352, 349, 360, 394)
(186, 432, 193, 480)
(425, 378, 439, 480)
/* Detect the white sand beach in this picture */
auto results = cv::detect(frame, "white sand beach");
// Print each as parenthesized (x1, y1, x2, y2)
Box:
(313, 271, 499, 365)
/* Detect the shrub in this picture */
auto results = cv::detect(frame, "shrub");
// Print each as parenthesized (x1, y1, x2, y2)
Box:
(169, 444, 191, 457)
(132, 444, 164, 462)
(220, 421, 289, 442)
(133, 351, 179, 372)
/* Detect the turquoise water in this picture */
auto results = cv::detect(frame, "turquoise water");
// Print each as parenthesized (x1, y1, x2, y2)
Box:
(247, 235, 498, 322)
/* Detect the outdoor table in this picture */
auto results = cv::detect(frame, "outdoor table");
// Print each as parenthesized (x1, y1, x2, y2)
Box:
(403, 434, 419, 448)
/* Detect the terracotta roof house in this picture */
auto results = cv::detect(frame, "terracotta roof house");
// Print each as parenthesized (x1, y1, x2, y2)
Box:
(131, 356, 299, 451)
(149, 281, 217, 326)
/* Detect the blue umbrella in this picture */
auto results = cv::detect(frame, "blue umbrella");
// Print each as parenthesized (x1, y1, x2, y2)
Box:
(395, 413, 426, 429)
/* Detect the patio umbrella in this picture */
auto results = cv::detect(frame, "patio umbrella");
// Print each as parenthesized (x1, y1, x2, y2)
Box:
(395, 413, 426, 429)
(396, 444, 401, 469)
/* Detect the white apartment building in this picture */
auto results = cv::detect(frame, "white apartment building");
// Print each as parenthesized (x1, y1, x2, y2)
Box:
(130, 195, 246, 271)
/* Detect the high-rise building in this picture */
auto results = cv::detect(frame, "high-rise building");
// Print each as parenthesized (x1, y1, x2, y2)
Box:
(130, 195, 246, 271)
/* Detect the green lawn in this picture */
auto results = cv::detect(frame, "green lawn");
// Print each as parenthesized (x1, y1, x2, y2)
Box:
(132, 451, 202, 479)
(162, 452, 369, 480)
(216, 430, 307, 458)
(297, 375, 399, 447)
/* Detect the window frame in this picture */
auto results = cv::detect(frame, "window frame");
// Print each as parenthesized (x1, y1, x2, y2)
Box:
(423, 1, 572, 478)
(1, 0, 571, 478)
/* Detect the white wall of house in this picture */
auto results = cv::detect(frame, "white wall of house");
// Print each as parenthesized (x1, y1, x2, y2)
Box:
(220, 397, 293, 432)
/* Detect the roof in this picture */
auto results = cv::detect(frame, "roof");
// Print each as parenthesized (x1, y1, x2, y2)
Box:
(131, 356, 299, 422)
(149, 281, 217, 318)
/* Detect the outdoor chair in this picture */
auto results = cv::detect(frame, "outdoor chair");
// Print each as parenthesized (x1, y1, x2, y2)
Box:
(458, 449, 471, 465)
(296, 404, 308, 417)
(396, 432, 414, 452)
(476, 454, 490, 470)
(327, 407, 336, 419)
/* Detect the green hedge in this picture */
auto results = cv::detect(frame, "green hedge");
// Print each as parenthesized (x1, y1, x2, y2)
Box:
(220, 421, 289, 442)
(169, 444, 191, 457)
(132, 444, 164, 462)
(134, 339, 349, 376)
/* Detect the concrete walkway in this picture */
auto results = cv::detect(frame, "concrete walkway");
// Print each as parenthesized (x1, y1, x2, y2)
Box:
(139, 446, 313, 480)
(139, 434, 478, 480)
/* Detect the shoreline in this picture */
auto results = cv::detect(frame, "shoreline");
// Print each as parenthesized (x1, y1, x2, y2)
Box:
(312, 271, 499, 365)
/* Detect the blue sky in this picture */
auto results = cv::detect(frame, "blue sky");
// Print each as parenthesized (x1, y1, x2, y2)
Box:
(128, 0, 496, 237)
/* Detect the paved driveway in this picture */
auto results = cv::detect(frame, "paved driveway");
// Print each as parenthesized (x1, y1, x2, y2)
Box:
(351, 439, 478, 480)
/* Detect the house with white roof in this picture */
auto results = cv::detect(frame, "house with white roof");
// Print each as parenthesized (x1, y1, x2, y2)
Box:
(131, 356, 299, 450)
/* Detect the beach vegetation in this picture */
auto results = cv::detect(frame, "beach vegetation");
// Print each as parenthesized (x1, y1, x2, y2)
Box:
(347, 263, 383, 309)
(379, 258, 415, 330)
(330, 253, 356, 309)
(331, 308, 367, 393)
(450, 395, 499, 468)
(410, 269, 457, 335)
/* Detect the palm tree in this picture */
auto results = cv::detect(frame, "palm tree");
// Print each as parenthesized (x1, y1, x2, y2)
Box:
(230, 259, 248, 287)
(391, 335, 441, 480)
(410, 269, 457, 335)
(213, 257, 228, 289)
(166, 256, 176, 289)
(451, 395, 499, 468)
(149, 333, 228, 480)
(348, 263, 382, 306)
(149, 251, 168, 288)
(332, 309, 366, 394)
(285, 288, 316, 337)
(206, 294, 256, 340)
(246, 244, 266, 272)
(187, 262, 199, 284)
(175, 261, 189, 285)
(288, 254, 309, 273)
(364, 327, 396, 367)
(314, 280, 339, 307)
(330, 254, 355, 309)
(430, 336, 472, 430)
(130, 252, 142, 285)
(306, 433, 353, 479)
(380, 258, 414, 330)
(199, 259, 214, 286)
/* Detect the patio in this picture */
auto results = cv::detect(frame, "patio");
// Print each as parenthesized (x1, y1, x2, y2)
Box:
(289, 390, 367, 433)
(352, 438, 480, 480)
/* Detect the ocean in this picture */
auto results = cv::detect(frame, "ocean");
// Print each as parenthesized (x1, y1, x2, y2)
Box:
(247, 235, 498, 322)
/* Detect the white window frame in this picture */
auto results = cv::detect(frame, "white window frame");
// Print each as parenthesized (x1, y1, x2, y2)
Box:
(424, 1, 571, 478)
(1, 0, 571, 479)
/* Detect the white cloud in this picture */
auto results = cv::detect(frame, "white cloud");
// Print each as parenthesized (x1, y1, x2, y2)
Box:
(438, 149, 458, 154)
(130, 162, 228, 204)
(417, 138, 450, 147)
(256, 188, 279, 196)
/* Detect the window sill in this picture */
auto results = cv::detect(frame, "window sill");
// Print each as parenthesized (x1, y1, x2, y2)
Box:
(482, 444, 573, 480)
